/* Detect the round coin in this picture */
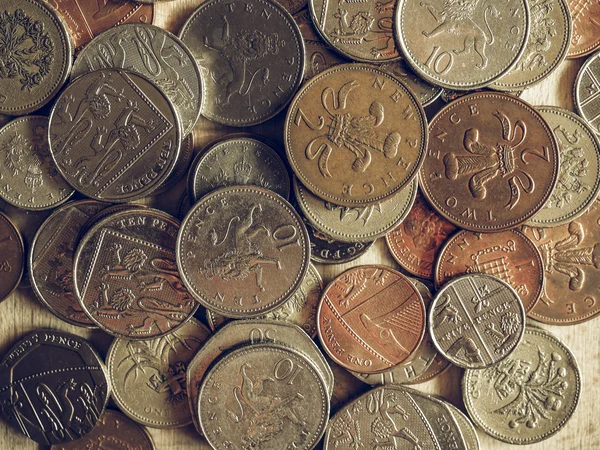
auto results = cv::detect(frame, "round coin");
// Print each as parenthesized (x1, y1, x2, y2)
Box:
(155, 133, 195, 195)
(446, 401, 480, 450)
(49, 69, 182, 203)
(435, 229, 544, 315)
(285, 64, 427, 206)
(305, 217, 374, 264)
(0, 212, 24, 302)
(396, 0, 530, 90)
(177, 186, 310, 318)
(567, 0, 600, 58)
(318, 265, 426, 374)
(575, 51, 600, 136)
(429, 273, 526, 369)
(379, 59, 443, 107)
(73, 208, 198, 339)
(420, 92, 560, 232)
(179, 0, 304, 126)
(0, 330, 110, 445)
(463, 326, 581, 444)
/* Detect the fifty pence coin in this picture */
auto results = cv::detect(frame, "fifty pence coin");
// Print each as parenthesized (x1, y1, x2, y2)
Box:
(0, 212, 24, 302)
(575, 51, 600, 136)
(567, 0, 600, 58)
(305, 218, 374, 265)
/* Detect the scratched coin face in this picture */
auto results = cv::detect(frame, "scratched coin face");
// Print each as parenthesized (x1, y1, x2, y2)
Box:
(429, 273, 526, 369)
(575, 51, 600, 136)
(49, 69, 182, 203)
(73, 208, 198, 339)
(420, 92, 560, 232)
(318, 265, 426, 374)
(286, 64, 427, 206)
(567, 0, 600, 58)
(0, 330, 110, 445)
(463, 326, 581, 444)
(0, 212, 24, 302)
(179, 0, 305, 126)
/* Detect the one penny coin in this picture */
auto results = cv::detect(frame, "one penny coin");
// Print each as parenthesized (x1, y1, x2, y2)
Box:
(567, 0, 600, 58)
(318, 265, 426, 374)
(0, 212, 24, 302)
(286, 64, 427, 206)
(420, 92, 560, 232)
(575, 52, 600, 136)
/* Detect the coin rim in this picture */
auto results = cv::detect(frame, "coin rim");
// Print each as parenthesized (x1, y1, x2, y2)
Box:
(567, 5, 600, 59)
(0, 211, 24, 302)
(575, 50, 600, 136)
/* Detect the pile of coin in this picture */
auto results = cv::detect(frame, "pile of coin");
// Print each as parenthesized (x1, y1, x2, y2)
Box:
(0, 0, 598, 448)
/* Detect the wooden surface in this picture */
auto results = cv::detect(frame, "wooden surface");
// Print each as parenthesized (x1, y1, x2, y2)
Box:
(0, 1, 597, 449)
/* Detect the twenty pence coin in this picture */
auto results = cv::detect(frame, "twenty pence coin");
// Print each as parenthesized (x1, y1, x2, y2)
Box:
(567, 0, 600, 58)
(0, 212, 24, 302)
(575, 51, 600, 136)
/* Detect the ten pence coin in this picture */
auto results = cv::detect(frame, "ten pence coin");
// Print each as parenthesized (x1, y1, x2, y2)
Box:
(567, 0, 600, 58)
(419, 92, 560, 232)
(0, 212, 24, 302)
(285, 64, 427, 206)
(575, 52, 600, 136)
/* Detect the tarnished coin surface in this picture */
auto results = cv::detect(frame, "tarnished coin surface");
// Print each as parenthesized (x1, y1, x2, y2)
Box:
(107, 319, 210, 429)
(429, 274, 526, 369)
(177, 186, 310, 318)
(463, 326, 581, 444)
(74, 208, 198, 339)
(0, 212, 24, 302)
(304, 217, 374, 264)
(567, 0, 600, 58)
(0, 116, 74, 210)
(575, 51, 600, 136)
(179, 0, 304, 126)
(279, 0, 308, 15)
(435, 229, 544, 315)
(318, 265, 426, 374)
(286, 64, 427, 206)
(0, 0, 72, 115)
(49, 69, 181, 203)
(0, 330, 110, 445)
(379, 59, 443, 107)
(420, 92, 560, 232)
(72, 24, 203, 136)
(396, 0, 530, 90)
(189, 135, 290, 201)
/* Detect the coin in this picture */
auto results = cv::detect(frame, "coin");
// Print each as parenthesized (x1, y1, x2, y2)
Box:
(435, 229, 544, 315)
(463, 326, 581, 444)
(107, 318, 210, 428)
(155, 133, 195, 195)
(429, 273, 526, 369)
(575, 51, 600, 136)
(178, 190, 192, 220)
(567, 0, 600, 58)
(189, 135, 290, 201)
(0, 330, 110, 445)
(318, 265, 426, 374)
(199, 344, 329, 449)
(279, 0, 307, 15)
(446, 401, 480, 450)
(177, 186, 310, 318)
(420, 92, 560, 232)
(305, 217, 374, 264)
(73, 208, 198, 339)
(294, 176, 417, 243)
(285, 64, 427, 206)
(529, 107, 600, 226)
(410, 353, 451, 384)
(379, 59, 443, 107)
(0, 212, 24, 302)
(0, 116, 74, 211)
(491, 0, 572, 91)
(396, 0, 530, 90)
(0, 0, 72, 115)
(327, 357, 369, 412)
(78, 204, 148, 240)
(72, 24, 203, 136)
(50, 409, 154, 450)
(386, 191, 456, 280)
(179, 0, 305, 126)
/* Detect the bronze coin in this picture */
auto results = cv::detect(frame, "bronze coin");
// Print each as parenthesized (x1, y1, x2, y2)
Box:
(317, 265, 426, 374)
(0, 211, 24, 302)
(285, 64, 428, 206)
(386, 191, 457, 280)
(73, 208, 198, 339)
(49, 69, 182, 203)
(420, 92, 560, 232)
(567, 0, 600, 58)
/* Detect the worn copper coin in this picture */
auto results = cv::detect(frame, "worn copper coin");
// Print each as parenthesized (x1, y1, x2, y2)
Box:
(286, 64, 427, 206)
(179, 0, 304, 126)
(386, 191, 457, 280)
(73, 208, 198, 339)
(567, 0, 600, 58)
(420, 92, 560, 232)
(0, 212, 24, 302)
(463, 326, 581, 444)
(49, 69, 182, 203)
(429, 273, 526, 369)
(318, 265, 426, 374)
(305, 217, 374, 264)
(177, 186, 310, 318)
(107, 318, 210, 428)
(379, 59, 443, 107)
(435, 229, 544, 315)
(0, 330, 110, 445)
(575, 51, 600, 136)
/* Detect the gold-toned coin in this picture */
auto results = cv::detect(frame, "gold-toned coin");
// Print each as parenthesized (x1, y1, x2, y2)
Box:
(575, 51, 600, 136)
(396, 0, 530, 90)
(567, 0, 600, 58)
(285, 64, 427, 206)
(379, 59, 443, 107)
(0, 211, 24, 302)
(463, 326, 581, 444)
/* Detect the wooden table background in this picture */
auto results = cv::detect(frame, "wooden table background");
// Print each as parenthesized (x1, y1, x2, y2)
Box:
(0, 1, 597, 449)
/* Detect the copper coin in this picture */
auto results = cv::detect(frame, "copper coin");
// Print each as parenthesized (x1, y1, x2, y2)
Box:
(0, 211, 24, 302)
(386, 191, 457, 280)
(420, 92, 560, 232)
(567, 0, 600, 58)
(285, 64, 428, 206)
(575, 51, 600, 136)
(73, 208, 198, 339)
(317, 265, 426, 374)
(435, 229, 544, 315)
